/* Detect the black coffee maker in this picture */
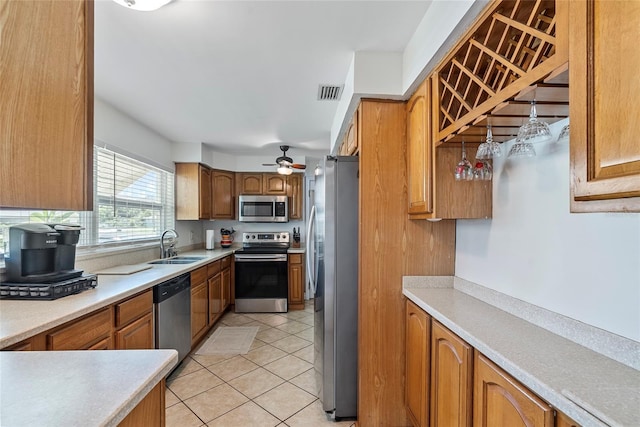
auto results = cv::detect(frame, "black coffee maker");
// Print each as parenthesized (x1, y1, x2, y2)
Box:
(5, 223, 84, 283)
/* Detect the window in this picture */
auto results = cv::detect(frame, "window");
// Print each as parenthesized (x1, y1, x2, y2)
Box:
(0, 146, 174, 256)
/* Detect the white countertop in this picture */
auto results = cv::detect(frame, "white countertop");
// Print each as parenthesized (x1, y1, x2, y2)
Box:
(403, 278, 640, 427)
(0, 248, 234, 348)
(287, 247, 306, 254)
(0, 349, 178, 426)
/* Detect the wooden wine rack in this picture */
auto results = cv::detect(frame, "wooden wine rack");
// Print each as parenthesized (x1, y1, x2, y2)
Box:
(434, 0, 569, 145)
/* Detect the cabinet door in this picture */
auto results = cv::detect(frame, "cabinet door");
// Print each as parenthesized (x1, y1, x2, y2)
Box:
(264, 173, 288, 195)
(191, 281, 208, 343)
(212, 170, 235, 219)
(287, 173, 303, 220)
(405, 300, 430, 427)
(431, 321, 473, 427)
(345, 107, 360, 155)
(208, 273, 222, 323)
(199, 165, 212, 219)
(119, 380, 164, 427)
(474, 352, 553, 427)
(47, 308, 112, 350)
(238, 173, 263, 194)
(406, 79, 433, 216)
(87, 336, 114, 350)
(221, 266, 231, 311)
(115, 312, 153, 350)
(288, 254, 305, 310)
(556, 411, 580, 427)
(569, 0, 640, 212)
(0, 0, 93, 210)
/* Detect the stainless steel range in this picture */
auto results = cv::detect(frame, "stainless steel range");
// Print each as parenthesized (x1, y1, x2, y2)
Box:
(234, 232, 290, 313)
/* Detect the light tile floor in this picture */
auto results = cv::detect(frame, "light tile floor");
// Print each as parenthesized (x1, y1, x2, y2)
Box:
(166, 300, 356, 427)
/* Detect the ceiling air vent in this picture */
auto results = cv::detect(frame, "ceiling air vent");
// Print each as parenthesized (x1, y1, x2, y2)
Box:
(317, 84, 344, 101)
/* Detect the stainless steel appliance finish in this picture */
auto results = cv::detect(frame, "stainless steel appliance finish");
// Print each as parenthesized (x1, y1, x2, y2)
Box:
(234, 232, 289, 313)
(154, 273, 191, 364)
(238, 195, 288, 223)
(308, 156, 359, 419)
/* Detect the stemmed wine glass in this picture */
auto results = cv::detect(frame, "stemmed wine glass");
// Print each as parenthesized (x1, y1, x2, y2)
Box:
(517, 100, 552, 144)
(508, 136, 536, 158)
(454, 141, 473, 181)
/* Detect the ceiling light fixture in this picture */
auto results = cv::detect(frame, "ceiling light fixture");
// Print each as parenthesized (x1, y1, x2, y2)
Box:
(112, 0, 171, 12)
(277, 166, 293, 176)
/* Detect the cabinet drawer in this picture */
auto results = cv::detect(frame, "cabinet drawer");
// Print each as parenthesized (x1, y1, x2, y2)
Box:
(221, 256, 231, 269)
(207, 260, 221, 277)
(115, 290, 152, 328)
(289, 254, 302, 264)
(47, 308, 112, 350)
(191, 266, 207, 284)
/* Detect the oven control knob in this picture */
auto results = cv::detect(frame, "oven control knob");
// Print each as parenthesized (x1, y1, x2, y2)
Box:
(252, 235, 256, 239)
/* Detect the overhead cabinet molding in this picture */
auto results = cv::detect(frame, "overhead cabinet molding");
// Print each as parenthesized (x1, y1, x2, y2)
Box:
(0, 0, 94, 210)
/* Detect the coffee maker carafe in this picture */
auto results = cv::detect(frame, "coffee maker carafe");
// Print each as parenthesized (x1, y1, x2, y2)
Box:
(5, 223, 83, 283)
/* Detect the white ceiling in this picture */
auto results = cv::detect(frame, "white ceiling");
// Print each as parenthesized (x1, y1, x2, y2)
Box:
(94, 0, 432, 156)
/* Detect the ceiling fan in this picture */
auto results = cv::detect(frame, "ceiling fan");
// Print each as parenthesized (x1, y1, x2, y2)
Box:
(262, 145, 306, 175)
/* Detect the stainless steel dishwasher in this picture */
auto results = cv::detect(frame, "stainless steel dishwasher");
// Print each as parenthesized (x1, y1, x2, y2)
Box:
(153, 273, 191, 363)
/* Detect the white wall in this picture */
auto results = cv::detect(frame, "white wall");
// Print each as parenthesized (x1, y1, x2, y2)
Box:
(455, 119, 640, 342)
(94, 98, 174, 171)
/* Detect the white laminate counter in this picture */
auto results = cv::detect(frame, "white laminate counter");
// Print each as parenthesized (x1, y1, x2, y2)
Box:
(0, 249, 235, 348)
(287, 247, 306, 254)
(0, 349, 177, 426)
(403, 277, 640, 427)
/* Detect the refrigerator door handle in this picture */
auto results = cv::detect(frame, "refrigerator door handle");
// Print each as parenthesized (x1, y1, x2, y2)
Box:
(306, 205, 316, 295)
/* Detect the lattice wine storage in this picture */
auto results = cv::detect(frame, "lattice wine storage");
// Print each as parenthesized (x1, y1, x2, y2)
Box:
(434, 0, 568, 144)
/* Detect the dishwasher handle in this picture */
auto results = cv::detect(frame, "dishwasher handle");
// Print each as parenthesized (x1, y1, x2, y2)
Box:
(153, 273, 191, 304)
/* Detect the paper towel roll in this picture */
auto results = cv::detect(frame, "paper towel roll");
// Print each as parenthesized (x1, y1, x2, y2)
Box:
(205, 229, 215, 250)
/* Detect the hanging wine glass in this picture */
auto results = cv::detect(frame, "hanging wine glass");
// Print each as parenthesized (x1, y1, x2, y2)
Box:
(517, 100, 552, 144)
(454, 141, 473, 181)
(473, 160, 492, 181)
(556, 123, 570, 144)
(476, 125, 502, 160)
(508, 136, 536, 158)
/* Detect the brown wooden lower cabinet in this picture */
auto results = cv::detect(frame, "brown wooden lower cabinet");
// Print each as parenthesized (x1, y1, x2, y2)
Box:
(208, 273, 222, 323)
(47, 308, 113, 350)
(288, 253, 305, 310)
(221, 263, 231, 310)
(556, 411, 581, 427)
(191, 279, 209, 345)
(474, 351, 554, 427)
(431, 320, 473, 427)
(405, 300, 430, 427)
(118, 379, 165, 427)
(115, 312, 154, 350)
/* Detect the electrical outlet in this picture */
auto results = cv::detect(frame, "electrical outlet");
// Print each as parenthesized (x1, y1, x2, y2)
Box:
(190, 230, 194, 243)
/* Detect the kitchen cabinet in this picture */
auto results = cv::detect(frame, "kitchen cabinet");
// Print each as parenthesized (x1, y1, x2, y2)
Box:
(430, 320, 473, 427)
(405, 300, 430, 427)
(190, 266, 209, 345)
(288, 253, 305, 310)
(405, 77, 492, 219)
(0, 0, 94, 210)
(358, 100, 456, 425)
(556, 411, 580, 427)
(264, 174, 288, 195)
(211, 169, 235, 219)
(569, 0, 640, 212)
(237, 173, 263, 194)
(119, 380, 165, 427)
(337, 107, 360, 156)
(47, 308, 113, 351)
(221, 256, 231, 311)
(208, 260, 222, 324)
(287, 173, 303, 220)
(176, 163, 212, 220)
(474, 351, 553, 427)
(114, 290, 153, 350)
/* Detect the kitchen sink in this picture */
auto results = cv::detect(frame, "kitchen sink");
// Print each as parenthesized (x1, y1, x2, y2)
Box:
(148, 256, 206, 265)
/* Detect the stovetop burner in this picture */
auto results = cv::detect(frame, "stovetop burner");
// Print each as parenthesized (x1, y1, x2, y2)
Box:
(240, 232, 290, 252)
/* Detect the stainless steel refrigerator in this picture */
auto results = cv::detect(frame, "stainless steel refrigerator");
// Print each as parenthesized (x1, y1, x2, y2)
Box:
(306, 156, 358, 420)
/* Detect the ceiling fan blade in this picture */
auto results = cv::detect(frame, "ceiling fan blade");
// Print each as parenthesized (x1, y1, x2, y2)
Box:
(291, 164, 306, 169)
(262, 163, 278, 166)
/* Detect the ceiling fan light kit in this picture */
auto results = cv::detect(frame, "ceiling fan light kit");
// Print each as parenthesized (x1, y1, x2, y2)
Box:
(277, 166, 293, 175)
(263, 145, 307, 174)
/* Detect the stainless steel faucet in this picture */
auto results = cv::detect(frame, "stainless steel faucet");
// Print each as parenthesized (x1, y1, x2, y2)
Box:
(160, 229, 179, 258)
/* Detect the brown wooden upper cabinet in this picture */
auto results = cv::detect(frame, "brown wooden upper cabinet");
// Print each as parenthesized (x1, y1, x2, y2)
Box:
(287, 173, 303, 220)
(176, 163, 211, 220)
(0, 0, 94, 210)
(211, 169, 235, 219)
(405, 77, 492, 219)
(569, 0, 640, 212)
(338, 107, 360, 156)
(237, 173, 287, 195)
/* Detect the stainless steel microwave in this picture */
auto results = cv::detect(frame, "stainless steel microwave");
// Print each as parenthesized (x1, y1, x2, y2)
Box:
(238, 195, 288, 222)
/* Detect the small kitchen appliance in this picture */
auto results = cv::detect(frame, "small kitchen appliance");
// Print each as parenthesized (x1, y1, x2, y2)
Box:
(238, 195, 288, 223)
(234, 231, 290, 312)
(1, 223, 97, 300)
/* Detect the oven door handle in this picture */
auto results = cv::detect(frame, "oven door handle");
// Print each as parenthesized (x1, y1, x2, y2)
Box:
(234, 254, 288, 262)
